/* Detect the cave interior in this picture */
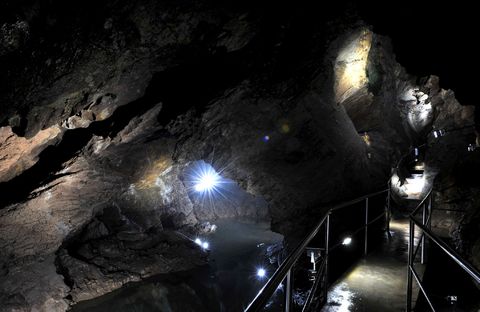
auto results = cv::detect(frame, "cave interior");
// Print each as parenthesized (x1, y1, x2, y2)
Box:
(0, 0, 479, 311)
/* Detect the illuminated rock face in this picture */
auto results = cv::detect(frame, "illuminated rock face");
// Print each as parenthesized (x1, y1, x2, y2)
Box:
(0, 1, 477, 311)
(0, 125, 63, 182)
(399, 88, 434, 133)
(334, 29, 372, 104)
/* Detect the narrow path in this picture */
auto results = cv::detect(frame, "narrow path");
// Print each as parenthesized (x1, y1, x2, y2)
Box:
(321, 219, 423, 312)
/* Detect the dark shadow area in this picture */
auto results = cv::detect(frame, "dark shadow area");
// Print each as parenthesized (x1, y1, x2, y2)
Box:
(70, 266, 221, 312)
(415, 242, 480, 311)
(153, 50, 251, 126)
(356, 0, 477, 106)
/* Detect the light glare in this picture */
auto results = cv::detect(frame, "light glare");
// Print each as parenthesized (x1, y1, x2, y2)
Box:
(194, 238, 202, 246)
(202, 241, 209, 249)
(405, 174, 425, 194)
(257, 268, 266, 278)
(195, 171, 220, 192)
(342, 237, 352, 246)
(189, 162, 224, 196)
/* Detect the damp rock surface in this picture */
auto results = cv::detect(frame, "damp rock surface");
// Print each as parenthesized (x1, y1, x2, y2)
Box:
(0, 1, 478, 311)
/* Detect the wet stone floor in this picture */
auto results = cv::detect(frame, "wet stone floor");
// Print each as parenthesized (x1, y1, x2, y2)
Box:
(321, 219, 423, 312)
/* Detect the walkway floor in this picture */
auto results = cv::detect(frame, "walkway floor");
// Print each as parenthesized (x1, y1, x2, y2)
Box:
(321, 219, 423, 312)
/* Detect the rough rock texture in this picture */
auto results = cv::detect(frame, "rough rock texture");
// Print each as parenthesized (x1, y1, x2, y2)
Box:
(1, 0, 252, 137)
(58, 217, 207, 303)
(0, 256, 70, 312)
(0, 125, 63, 182)
(419, 76, 480, 265)
(0, 1, 477, 311)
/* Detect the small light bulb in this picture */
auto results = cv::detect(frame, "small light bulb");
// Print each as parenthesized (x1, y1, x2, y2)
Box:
(202, 241, 209, 249)
(342, 237, 352, 246)
(257, 268, 266, 278)
(194, 238, 202, 246)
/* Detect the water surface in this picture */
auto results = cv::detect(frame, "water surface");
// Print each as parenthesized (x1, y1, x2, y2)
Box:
(71, 219, 283, 312)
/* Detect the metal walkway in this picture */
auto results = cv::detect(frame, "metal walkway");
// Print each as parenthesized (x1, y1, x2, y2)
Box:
(321, 219, 421, 312)
(244, 188, 480, 312)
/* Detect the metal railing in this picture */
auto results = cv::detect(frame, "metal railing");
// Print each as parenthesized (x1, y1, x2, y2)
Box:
(245, 187, 391, 312)
(406, 189, 480, 311)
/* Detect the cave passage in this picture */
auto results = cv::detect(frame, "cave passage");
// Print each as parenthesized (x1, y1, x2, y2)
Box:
(2, 1, 480, 312)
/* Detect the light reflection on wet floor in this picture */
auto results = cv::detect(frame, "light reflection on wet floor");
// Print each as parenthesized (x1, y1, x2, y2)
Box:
(322, 219, 424, 312)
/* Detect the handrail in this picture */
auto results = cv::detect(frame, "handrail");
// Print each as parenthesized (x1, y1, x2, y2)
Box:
(407, 188, 480, 311)
(245, 213, 329, 311)
(301, 259, 326, 312)
(245, 188, 389, 312)
(329, 189, 388, 212)
(410, 187, 433, 216)
(410, 264, 436, 311)
(412, 220, 480, 284)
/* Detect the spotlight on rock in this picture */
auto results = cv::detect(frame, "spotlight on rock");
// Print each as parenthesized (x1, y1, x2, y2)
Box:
(342, 237, 352, 246)
(257, 268, 266, 279)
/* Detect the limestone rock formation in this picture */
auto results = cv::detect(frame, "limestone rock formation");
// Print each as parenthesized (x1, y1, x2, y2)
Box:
(0, 0, 478, 311)
(0, 125, 63, 182)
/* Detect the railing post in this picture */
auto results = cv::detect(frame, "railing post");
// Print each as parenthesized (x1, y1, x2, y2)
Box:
(324, 213, 330, 303)
(285, 269, 292, 312)
(406, 218, 415, 312)
(421, 203, 427, 264)
(386, 187, 391, 234)
(428, 193, 432, 230)
(365, 197, 369, 256)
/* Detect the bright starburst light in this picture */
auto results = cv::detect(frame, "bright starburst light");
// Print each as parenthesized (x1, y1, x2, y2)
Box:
(188, 161, 226, 197)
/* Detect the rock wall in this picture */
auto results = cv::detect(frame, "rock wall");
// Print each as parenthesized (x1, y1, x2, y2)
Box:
(1, 0, 476, 310)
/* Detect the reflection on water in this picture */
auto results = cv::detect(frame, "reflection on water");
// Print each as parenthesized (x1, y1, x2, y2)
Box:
(71, 219, 283, 312)
(322, 219, 424, 312)
(322, 282, 356, 312)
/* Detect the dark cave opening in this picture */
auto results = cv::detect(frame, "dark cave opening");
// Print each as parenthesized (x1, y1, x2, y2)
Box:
(152, 50, 252, 126)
